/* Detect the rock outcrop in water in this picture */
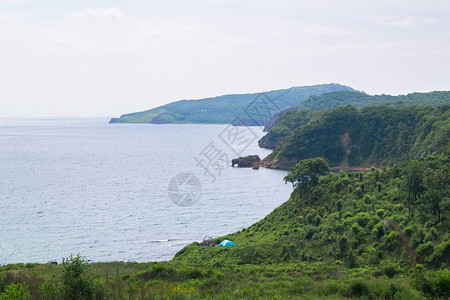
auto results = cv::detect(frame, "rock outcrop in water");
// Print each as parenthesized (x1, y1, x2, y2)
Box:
(231, 155, 261, 169)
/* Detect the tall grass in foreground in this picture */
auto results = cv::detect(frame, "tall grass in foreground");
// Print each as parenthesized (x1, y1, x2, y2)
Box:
(2, 259, 449, 299)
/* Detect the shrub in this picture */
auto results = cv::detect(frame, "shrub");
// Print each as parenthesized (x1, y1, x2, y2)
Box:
(347, 280, 368, 298)
(376, 209, 385, 218)
(39, 281, 59, 300)
(147, 263, 178, 281)
(339, 236, 347, 253)
(1, 283, 31, 300)
(426, 240, 450, 267)
(355, 212, 370, 227)
(305, 228, 315, 240)
(341, 211, 353, 219)
(24, 263, 36, 269)
(336, 199, 343, 211)
(60, 254, 106, 300)
(351, 223, 363, 235)
(372, 222, 385, 238)
(182, 267, 203, 279)
(416, 241, 434, 263)
(404, 226, 414, 238)
(354, 187, 364, 199)
(383, 264, 398, 278)
(420, 269, 450, 298)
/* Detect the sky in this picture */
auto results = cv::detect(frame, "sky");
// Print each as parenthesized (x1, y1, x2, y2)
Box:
(0, 0, 449, 117)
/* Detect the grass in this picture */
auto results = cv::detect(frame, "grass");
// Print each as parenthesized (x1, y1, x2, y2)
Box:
(0, 262, 426, 299)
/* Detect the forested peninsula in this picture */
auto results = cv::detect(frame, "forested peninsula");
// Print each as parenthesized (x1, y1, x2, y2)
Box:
(109, 83, 354, 125)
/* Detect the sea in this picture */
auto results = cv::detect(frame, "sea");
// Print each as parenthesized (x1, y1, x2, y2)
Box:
(0, 118, 293, 264)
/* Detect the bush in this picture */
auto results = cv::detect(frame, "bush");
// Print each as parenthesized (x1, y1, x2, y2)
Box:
(147, 263, 178, 281)
(0, 283, 31, 300)
(383, 264, 398, 278)
(351, 223, 363, 235)
(376, 209, 385, 218)
(336, 199, 343, 210)
(347, 280, 369, 298)
(372, 222, 385, 238)
(404, 226, 413, 238)
(355, 212, 370, 227)
(39, 281, 59, 300)
(426, 240, 450, 267)
(420, 269, 450, 298)
(60, 254, 106, 300)
(416, 241, 434, 263)
(354, 187, 364, 199)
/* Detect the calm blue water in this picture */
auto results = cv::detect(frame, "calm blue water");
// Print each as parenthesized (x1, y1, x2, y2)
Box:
(0, 119, 292, 264)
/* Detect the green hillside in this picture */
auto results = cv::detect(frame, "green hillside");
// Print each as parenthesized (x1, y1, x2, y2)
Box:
(176, 152, 450, 267)
(259, 109, 324, 149)
(295, 90, 450, 112)
(261, 105, 450, 170)
(260, 91, 450, 149)
(170, 151, 450, 298)
(109, 83, 354, 125)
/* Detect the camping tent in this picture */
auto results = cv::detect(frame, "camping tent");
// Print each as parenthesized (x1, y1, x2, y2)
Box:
(202, 236, 214, 246)
(218, 239, 236, 247)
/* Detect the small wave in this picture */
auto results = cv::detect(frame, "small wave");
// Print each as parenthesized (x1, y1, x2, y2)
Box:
(150, 238, 180, 243)
(150, 239, 169, 243)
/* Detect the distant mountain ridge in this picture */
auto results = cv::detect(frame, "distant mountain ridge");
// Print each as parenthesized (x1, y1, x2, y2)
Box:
(109, 83, 355, 125)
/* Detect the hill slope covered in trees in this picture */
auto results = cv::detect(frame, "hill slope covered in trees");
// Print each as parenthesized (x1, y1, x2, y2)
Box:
(261, 105, 450, 169)
(170, 151, 450, 298)
(109, 83, 354, 125)
(260, 91, 450, 148)
(294, 90, 450, 112)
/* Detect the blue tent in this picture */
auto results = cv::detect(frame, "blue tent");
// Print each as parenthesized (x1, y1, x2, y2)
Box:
(218, 239, 236, 247)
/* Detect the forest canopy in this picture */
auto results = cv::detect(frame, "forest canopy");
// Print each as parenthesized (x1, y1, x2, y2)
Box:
(262, 105, 450, 169)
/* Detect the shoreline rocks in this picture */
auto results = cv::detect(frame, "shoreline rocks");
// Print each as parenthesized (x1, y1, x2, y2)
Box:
(231, 155, 261, 169)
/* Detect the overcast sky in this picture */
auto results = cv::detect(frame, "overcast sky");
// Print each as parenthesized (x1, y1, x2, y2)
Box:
(0, 0, 449, 117)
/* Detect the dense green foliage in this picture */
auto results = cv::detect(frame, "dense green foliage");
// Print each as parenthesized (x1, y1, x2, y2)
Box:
(0, 283, 30, 300)
(284, 157, 329, 203)
(109, 83, 353, 125)
(261, 90, 450, 148)
(176, 152, 450, 265)
(263, 105, 450, 169)
(1, 152, 449, 298)
(172, 152, 450, 297)
(259, 110, 315, 148)
(60, 254, 106, 299)
(294, 90, 450, 112)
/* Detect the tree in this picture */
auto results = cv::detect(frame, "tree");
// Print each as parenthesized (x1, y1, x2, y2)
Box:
(61, 254, 106, 300)
(284, 157, 329, 203)
(403, 160, 425, 215)
(419, 165, 450, 224)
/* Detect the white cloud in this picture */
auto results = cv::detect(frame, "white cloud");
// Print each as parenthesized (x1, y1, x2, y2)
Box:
(372, 16, 443, 29)
(70, 7, 124, 20)
(421, 17, 440, 25)
(372, 16, 417, 29)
